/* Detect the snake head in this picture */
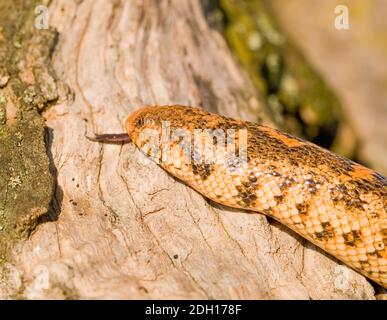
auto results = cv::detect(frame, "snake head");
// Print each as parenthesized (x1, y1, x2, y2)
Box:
(125, 106, 159, 141)
(125, 105, 210, 162)
(125, 105, 188, 159)
(125, 105, 206, 143)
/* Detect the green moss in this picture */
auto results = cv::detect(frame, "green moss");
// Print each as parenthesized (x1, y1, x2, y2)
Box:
(0, 110, 52, 232)
(218, 0, 351, 153)
(0, 92, 6, 124)
(0, 0, 58, 261)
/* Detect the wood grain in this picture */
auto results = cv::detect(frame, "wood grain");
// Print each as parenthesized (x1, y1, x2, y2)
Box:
(0, 0, 377, 299)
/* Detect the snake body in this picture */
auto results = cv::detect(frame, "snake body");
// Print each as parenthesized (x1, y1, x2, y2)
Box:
(121, 105, 386, 288)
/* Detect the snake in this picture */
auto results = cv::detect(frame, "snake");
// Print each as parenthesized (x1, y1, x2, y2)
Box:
(90, 105, 387, 288)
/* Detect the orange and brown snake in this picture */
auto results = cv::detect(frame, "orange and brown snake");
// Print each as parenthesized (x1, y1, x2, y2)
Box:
(90, 105, 386, 288)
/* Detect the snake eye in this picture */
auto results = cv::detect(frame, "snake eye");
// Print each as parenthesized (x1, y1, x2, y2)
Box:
(134, 116, 156, 128)
(135, 117, 145, 127)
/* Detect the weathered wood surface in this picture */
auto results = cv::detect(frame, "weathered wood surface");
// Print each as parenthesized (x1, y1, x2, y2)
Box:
(0, 0, 377, 299)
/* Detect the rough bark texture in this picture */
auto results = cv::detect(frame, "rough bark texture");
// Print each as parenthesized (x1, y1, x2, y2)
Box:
(0, 0, 379, 299)
(0, 0, 58, 266)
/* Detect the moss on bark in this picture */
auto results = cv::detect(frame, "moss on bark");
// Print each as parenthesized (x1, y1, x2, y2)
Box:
(0, 0, 58, 260)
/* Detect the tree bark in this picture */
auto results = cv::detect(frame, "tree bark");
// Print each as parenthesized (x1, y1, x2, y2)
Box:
(0, 0, 377, 299)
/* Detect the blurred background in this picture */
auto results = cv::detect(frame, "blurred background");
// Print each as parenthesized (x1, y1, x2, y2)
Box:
(207, 0, 387, 175)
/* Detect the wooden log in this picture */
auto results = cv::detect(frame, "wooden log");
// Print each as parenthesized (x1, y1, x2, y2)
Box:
(0, 0, 376, 299)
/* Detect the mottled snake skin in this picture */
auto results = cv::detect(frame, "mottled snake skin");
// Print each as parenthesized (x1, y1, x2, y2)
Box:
(123, 105, 386, 288)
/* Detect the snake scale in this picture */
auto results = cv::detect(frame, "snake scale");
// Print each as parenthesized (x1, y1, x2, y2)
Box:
(92, 105, 386, 288)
